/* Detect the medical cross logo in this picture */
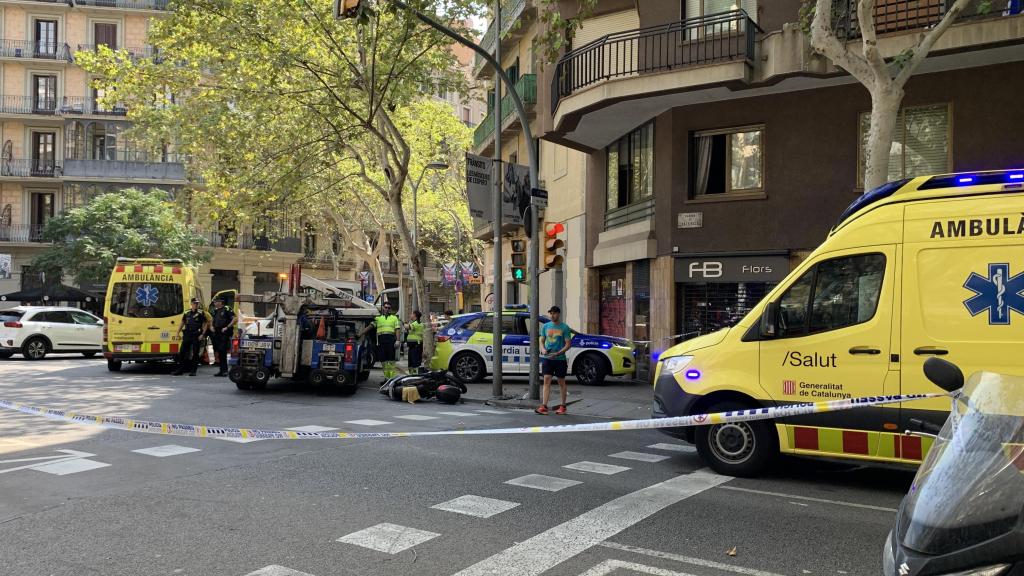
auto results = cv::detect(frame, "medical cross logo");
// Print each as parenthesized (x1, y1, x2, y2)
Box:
(135, 284, 159, 307)
(963, 263, 1024, 325)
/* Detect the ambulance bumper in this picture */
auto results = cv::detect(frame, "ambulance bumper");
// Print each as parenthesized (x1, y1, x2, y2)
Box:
(651, 368, 701, 442)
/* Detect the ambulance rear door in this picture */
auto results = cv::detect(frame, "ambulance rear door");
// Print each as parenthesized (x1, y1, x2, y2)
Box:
(900, 193, 1024, 457)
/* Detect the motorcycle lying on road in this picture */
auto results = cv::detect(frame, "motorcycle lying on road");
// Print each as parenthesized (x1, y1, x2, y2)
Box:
(379, 370, 468, 404)
(884, 357, 1024, 576)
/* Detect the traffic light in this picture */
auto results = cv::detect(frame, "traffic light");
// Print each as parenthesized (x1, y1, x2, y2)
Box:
(544, 222, 565, 269)
(510, 239, 527, 282)
(334, 0, 361, 19)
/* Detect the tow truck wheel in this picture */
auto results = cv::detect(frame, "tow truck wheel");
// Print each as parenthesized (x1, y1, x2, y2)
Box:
(235, 379, 252, 391)
(107, 359, 122, 372)
(251, 369, 270, 391)
(228, 367, 243, 384)
(309, 369, 326, 387)
(694, 401, 776, 477)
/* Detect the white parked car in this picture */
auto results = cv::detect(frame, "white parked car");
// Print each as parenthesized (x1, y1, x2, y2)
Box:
(0, 306, 104, 360)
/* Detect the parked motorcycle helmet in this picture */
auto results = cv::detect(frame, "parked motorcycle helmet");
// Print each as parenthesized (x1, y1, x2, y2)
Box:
(435, 384, 462, 405)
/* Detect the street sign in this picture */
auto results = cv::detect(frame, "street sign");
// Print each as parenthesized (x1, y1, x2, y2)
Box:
(469, 272, 483, 284)
(678, 212, 703, 229)
(531, 187, 548, 208)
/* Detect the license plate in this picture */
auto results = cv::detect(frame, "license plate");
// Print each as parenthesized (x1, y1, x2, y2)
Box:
(241, 340, 272, 350)
(115, 344, 140, 353)
(321, 344, 336, 353)
(160, 332, 170, 340)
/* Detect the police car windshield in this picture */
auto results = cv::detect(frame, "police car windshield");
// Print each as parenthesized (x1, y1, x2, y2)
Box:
(110, 282, 184, 318)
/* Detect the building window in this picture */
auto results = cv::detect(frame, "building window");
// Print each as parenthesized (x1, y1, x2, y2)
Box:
(606, 122, 654, 215)
(691, 125, 763, 197)
(34, 20, 58, 57)
(33, 75, 57, 112)
(93, 22, 118, 50)
(858, 104, 950, 187)
(684, 0, 757, 21)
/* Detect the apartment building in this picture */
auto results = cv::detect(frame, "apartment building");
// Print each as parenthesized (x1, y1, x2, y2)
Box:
(471, 0, 589, 329)
(537, 0, 1024, 357)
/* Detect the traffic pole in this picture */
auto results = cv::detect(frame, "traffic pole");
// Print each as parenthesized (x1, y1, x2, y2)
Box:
(491, 0, 503, 398)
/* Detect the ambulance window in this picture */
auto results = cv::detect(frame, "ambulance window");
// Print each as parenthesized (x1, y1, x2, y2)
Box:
(809, 254, 885, 333)
(110, 282, 184, 318)
(776, 271, 814, 337)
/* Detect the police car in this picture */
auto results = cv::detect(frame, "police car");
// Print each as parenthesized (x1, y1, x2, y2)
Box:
(430, 306, 635, 385)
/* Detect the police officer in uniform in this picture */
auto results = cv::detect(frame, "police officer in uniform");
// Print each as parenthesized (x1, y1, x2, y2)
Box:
(210, 297, 237, 377)
(361, 301, 401, 378)
(173, 298, 210, 376)
(405, 310, 424, 374)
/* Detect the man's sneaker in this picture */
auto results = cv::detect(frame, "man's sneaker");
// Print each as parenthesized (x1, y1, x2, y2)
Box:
(535, 405, 549, 415)
(555, 404, 567, 415)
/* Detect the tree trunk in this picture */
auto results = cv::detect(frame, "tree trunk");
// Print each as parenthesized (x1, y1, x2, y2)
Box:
(863, 85, 904, 192)
(387, 195, 434, 365)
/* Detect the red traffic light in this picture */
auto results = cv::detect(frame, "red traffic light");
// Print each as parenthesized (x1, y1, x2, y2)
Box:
(545, 222, 565, 237)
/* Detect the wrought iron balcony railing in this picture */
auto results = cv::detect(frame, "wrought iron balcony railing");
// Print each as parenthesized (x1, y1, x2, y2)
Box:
(830, 0, 1010, 41)
(0, 159, 61, 178)
(0, 95, 59, 115)
(76, 44, 159, 62)
(551, 10, 760, 111)
(59, 96, 128, 116)
(0, 40, 72, 61)
(473, 74, 536, 149)
(473, 0, 527, 73)
(73, 0, 171, 10)
(0, 224, 49, 243)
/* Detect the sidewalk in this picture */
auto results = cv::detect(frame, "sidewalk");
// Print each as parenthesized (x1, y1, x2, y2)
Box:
(460, 377, 652, 420)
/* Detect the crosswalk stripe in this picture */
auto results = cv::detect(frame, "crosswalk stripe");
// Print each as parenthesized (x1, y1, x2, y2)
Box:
(337, 522, 440, 554)
(563, 461, 631, 475)
(244, 566, 316, 576)
(343, 419, 392, 426)
(505, 474, 582, 492)
(647, 443, 696, 453)
(431, 495, 520, 518)
(608, 451, 670, 463)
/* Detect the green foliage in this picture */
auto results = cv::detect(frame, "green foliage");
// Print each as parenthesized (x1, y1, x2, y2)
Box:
(32, 189, 209, 287)
(535, 0, 598, 64)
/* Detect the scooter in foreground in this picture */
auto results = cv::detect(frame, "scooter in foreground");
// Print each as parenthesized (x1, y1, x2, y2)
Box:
(883, 358, 1024, 576)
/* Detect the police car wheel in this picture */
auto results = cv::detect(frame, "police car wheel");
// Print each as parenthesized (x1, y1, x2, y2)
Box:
(574, 353, 609, 386)
(107, 359, 122, 372)
(695, 401, 776, 477)
(451, 352, 484, 383)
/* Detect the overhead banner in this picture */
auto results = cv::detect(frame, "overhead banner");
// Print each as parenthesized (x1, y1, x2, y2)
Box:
(465, 153, 529, 226)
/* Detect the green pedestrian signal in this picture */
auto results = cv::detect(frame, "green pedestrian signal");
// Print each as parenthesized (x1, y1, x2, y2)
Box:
(510, 239, 527, 283)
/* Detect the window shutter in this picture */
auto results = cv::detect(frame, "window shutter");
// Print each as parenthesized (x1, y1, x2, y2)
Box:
(574, 10, 640, 48)
(686, 0, 758, 22)
(902, 105, 949, 178)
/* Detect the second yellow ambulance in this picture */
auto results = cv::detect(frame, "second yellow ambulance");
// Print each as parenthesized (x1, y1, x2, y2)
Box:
(653, 169, 1024, 476)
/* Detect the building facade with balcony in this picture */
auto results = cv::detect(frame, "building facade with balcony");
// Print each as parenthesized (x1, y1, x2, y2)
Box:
(539, 0, 1024, 356)
(472, 0, 590, 329)
(0, 0, 305, 312)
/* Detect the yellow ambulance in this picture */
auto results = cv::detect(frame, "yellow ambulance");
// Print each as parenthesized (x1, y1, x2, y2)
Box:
(103, 257, 203, 372)
(653, 170, 1024, 476)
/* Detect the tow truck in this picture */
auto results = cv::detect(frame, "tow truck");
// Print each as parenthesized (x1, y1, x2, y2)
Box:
(229, 265, 402, 394)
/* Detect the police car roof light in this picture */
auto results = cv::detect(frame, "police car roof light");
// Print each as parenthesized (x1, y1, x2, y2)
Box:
(957, 176, 975, 184)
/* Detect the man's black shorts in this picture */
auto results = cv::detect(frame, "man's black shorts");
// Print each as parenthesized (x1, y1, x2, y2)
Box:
(541, 358, 568, 378)
(376, 333, 396, 362)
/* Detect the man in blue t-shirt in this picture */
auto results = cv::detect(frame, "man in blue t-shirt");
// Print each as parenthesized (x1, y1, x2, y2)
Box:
(536, 306, 573, 415)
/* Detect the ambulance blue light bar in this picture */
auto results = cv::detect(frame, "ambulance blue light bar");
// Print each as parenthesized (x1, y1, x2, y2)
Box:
(919, 170, 1024, 190)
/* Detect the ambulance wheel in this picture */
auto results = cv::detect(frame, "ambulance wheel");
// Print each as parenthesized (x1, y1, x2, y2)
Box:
(107, 358, 122, 372)
(251, 369, 270, 390)
(694, 401, 776, 477)
(574, 353, 609, 386)
(451, 352, 484, 384)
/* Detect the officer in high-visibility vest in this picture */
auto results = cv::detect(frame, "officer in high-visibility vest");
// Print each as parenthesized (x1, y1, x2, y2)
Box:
(361, 300, 401, 378)
(405, 309, 425, 374)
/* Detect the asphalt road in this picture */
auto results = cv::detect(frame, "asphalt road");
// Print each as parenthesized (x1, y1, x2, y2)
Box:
(0, 356, 915, 576)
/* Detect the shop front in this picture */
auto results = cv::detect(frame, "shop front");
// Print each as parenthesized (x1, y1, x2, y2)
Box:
(674, 253, 791, 340)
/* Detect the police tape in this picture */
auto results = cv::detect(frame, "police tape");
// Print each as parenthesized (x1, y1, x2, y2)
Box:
(0, 393, 946, 441)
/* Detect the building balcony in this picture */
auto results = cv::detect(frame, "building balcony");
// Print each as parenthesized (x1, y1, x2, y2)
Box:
(63, 158, 185, 182)
(73, 0, 171, 11)
(75, 44, 159, 63)
(59, 96, 127, 117)
(473, 0, 532, 78)
(197, 228, 303, 254)
(0, 95, 60, 117)
(829, 0, 1010, 40)
(0, 224, 48, 244)
(0, 40, 72, 62)
(0, 159, 62, 178)
(472, 73, 536, 154)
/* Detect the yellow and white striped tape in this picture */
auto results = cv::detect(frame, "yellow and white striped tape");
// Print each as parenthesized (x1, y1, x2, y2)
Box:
(0, 393, 944, 440)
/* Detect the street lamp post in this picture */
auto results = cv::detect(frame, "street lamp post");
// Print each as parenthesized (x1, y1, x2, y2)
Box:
(411, 160, 449, 312)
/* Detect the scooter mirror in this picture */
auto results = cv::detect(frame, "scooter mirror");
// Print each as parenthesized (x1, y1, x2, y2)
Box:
(923, 357, 964, 393)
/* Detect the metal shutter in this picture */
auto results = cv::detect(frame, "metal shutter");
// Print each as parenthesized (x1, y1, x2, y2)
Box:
(574, 10, 641, 48)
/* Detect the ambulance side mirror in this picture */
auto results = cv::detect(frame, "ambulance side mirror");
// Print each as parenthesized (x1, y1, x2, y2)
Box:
(760, 301, 778, 339)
